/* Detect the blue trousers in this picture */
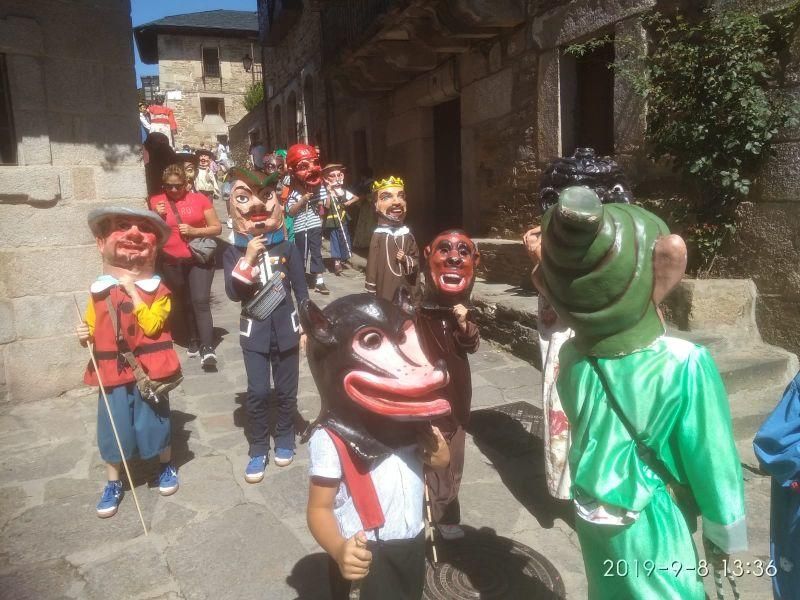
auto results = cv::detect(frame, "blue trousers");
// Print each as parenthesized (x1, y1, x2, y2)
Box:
(97, 383, 171, 463)
(293, 227, 324, 275)
(325, 224, 352, 261)
(241, 324, 299, 457)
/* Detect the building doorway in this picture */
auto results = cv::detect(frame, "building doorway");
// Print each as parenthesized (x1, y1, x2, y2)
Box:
(431, 97, 462, 244)
(560, 38, 615, 156)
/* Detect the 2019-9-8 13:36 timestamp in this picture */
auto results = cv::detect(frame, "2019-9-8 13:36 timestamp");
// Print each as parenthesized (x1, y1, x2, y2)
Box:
(602, 559, 777, 578)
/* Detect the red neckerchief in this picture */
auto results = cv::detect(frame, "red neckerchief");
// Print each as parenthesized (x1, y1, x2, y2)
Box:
(324, 427, 385, 531)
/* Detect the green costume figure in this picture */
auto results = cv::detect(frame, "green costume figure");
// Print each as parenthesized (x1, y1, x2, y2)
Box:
(534, 187, 747, 599)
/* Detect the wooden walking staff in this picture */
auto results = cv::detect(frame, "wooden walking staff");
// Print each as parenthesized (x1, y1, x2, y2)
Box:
(74, 296, 148, 537)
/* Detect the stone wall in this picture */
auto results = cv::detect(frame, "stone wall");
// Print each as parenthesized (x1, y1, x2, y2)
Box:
(229, 99, 267, 167)
(262, 8, 326, 151)
(0, 0, 146, 403)
(158, 33, 259, 149)
(709, 0, 800, 355)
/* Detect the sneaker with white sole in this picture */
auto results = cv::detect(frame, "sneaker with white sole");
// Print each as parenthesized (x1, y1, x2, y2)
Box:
(187, 340, 200, 358)
(245, 455, 267, 483)
(200, 346, 217, 368)
(274, 448, 294, 467)
(96, 480, 123, 518)
(158, 463, 179, 496)
(437, 524, 465, 540)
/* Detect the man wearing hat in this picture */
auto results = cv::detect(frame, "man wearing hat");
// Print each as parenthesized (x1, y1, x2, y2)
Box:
(76, 207, 182, 518)
(222, 167, 309, 482)
(195, 148, 220, 201)
(321, 163, 361, 275)
(534, 187, 747, 599)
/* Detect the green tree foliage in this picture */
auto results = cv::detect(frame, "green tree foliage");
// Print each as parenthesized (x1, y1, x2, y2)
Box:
(568, 5, 800, 271)
(242, 82, 264, 112)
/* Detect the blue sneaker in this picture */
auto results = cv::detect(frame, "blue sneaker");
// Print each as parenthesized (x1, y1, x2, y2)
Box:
(274, 448, 294, 467)
(158, 463, 179, 496)
(96, 480, 123, 518)
(245, 455, 267, 483)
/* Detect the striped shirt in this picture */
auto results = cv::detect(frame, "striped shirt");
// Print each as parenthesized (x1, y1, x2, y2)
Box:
(287, 187, 324, 232)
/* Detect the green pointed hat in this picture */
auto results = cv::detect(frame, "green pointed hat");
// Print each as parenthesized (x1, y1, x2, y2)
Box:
(539, 186, 670, 356)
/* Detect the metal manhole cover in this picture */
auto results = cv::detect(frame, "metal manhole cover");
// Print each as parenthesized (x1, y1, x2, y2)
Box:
(423, 527, 565, 599)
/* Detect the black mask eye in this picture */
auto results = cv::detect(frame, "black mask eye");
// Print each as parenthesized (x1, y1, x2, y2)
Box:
(359, 330, 383, 350)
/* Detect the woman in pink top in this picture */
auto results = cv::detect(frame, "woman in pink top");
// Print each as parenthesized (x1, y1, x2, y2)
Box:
(150, 164, 222, 368)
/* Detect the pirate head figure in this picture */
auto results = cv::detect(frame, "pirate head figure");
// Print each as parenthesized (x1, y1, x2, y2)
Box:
(228, 167, 283, 246)
(538, 147, 632, 214)
(535, 186, 686, 356)
(286, 144, 322, 190)
(88, 207, 171, 281)
(372, 176, 407, 226)
(423, 230, 480, 308)
(300, 293, 451, 462)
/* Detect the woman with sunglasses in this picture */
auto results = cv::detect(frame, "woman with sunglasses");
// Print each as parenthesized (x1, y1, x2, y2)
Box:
(149, 164, 222, 368)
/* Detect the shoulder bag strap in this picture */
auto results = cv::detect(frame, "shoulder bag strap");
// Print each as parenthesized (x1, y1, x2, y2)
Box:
(586, 356, 677, 487)
(105, 295, 157, 399)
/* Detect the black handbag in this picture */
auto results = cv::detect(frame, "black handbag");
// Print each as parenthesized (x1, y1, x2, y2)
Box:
(243, 249, 287, 321)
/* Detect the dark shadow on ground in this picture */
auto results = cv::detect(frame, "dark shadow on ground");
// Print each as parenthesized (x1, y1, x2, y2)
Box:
(426, 525, 566, 599)
(468, 405, 575, 531)
(286, 552, 332, 599)
(212, 326, 229, 346)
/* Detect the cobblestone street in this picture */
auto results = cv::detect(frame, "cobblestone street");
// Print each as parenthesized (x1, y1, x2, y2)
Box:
(0, 262, 776, 599)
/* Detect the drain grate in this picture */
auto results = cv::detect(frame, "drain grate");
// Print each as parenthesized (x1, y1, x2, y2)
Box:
(424, 527, 565, 599)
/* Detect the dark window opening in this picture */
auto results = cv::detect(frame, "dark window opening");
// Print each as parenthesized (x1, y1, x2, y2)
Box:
(431, 97, 463, 245)
(203, 47, 221, 78)
(560, 38, 615, 156)
(0, 54, 17, 165)
(201, 97, 225, 121)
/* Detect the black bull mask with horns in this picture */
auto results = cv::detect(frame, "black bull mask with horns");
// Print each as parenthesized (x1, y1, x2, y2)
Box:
(299, 292, 451, 462)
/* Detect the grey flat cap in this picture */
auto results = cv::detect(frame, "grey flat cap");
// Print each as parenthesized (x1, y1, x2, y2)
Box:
(87, 206, 172, 249)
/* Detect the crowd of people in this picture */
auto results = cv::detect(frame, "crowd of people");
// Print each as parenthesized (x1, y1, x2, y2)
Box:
(74, 136, 798, 600)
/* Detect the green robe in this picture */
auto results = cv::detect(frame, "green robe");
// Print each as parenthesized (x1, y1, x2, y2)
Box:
(557, 336, 747, 599)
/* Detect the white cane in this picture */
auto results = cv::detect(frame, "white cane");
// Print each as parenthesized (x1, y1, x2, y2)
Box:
(332, 192, 352, 261)
(74, 296, 148, 537)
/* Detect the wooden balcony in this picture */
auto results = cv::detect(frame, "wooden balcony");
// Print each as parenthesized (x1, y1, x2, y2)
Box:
(320, 0, 525, 92)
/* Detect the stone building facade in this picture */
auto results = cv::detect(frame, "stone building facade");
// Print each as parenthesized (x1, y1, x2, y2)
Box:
(134, 11, 261, 149)
(246, 0, 800, 354)
(0, 0, 146, 403)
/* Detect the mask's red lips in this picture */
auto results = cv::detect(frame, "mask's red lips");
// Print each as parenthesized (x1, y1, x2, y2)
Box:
(343, 370, 451, 420)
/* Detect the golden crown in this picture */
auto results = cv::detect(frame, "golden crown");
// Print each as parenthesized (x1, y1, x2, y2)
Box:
(372, 175, 405, 192)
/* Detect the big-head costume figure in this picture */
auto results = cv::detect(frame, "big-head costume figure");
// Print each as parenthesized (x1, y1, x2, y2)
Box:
(78, 207, 181, 518)
(301, 293, 450, 600)
(417, 230, 480, 538)
(365, 176, 419, 301)
(285, 143, 329, 294)
(754, 372, 800, 598)
(535, 187, 746, 599)
(222, 167, 310, 482)
(524, 147, 633, 501)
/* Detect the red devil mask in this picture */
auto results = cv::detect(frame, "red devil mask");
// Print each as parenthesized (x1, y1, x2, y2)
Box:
(287, 144, 322, 189)
(424, 230, 480, 307)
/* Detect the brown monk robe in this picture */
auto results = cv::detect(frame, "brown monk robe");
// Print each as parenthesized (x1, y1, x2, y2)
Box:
(418, 312, 479, 526)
